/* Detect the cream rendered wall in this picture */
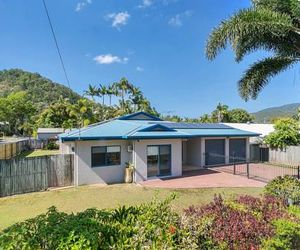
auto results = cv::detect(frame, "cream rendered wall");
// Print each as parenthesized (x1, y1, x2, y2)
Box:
(74, 140, 132, 185)
(133, 139, 182, 183)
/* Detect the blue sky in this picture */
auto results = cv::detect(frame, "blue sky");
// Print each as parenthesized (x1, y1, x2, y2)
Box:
(0, 0, 299, 117)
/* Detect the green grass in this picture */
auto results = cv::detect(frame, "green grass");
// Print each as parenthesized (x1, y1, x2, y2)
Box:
(0, 184, 263, 230)
(18, 149, 60, 158)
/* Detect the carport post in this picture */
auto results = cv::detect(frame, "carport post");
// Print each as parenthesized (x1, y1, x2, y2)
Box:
(233, 153, 236, 175)
(247, 160, 249, 179)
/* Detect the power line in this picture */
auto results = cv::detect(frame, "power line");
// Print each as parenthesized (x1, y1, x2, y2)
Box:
(42, 0, 71, 89)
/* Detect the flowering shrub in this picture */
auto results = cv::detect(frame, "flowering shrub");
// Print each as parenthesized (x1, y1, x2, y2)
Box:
(182, 194, 297, 250)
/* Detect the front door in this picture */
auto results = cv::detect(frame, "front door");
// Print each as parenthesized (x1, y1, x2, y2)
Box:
(147, 145, 171, 177)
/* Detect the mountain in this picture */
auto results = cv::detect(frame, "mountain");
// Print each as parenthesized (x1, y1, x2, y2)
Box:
(0, 69, 81, 110)
(253, 103, 300, 123)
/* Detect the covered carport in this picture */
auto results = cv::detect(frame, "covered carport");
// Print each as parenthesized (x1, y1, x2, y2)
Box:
(182, 137, 249, 170)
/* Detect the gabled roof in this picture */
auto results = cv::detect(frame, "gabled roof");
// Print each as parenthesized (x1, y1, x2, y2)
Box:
(59, 112, 260, 142)
(117, 111, 162, 121)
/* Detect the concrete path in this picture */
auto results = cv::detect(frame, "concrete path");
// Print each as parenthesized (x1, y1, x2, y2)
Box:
(142, 169, 265, 189)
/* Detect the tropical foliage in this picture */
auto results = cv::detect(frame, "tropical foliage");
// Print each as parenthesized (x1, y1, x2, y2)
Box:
(0, 69, 158, 135)
(1, 192, 299, 249)
(0, 195, 183, 249)
(183, 194, 298, 250)
(264, 118, 300, 149)
(0, 69, 81, 111)
(163, 103, 254, 123)
(0, 91, 36, 135)
(199, 103, 255, 123)
(206, 0, 300, 100)
(264, 175, 300, 205)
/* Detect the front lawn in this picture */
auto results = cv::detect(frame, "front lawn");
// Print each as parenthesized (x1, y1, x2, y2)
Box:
(18, 149, 60, 158)
(0, 184, 262, 230)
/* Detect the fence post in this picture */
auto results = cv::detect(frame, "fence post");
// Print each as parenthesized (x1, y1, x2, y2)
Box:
(247, 160, 249, 179)
(298, 166, 300, 180)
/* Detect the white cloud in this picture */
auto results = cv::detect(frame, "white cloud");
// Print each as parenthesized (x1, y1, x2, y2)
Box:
(75, 0, 92, 12)
(138, 0, 153, 8)
(168, 10, 192, 27)
(136, 66, 144, 72)
(106, 12, 130, 29)
(94, 54, 129, 64)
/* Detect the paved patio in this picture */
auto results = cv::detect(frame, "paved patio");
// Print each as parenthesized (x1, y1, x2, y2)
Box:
(141, 169, 265, 188)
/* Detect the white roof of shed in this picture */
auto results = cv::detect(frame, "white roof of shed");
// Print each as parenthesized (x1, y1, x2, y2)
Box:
(223, 123, 274, 137)
(37, 128, 64, 134)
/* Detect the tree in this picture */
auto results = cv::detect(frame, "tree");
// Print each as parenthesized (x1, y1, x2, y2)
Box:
(68, 99, 98, 127)
(264, 118, 300, 149)
(199, 114, 212, 123)
(84, 84, 98, 101)
(117, 78, 132, 109)
(37, 97, 77, 129)
(206, 0, 300, 100)
(0, 91, 36, 135)
(228, 109, 254, 123)
(211, 103, 230, 122)
(98, 85, 107, 106)
(107, 84, 117, 106)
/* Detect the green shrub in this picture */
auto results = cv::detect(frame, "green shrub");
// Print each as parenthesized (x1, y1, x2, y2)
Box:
(262, 219, 300, 250)
(264, 118, 300, 149)
(45, 141, 59, 150)
(0, 195, 187, 249)
(264, 176, 300, 205)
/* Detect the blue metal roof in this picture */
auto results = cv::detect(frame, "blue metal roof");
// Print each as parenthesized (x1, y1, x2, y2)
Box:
(59, 112, 260, 141)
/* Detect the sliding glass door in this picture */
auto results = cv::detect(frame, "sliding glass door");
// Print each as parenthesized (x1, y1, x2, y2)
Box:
(147, 145, 171, 177)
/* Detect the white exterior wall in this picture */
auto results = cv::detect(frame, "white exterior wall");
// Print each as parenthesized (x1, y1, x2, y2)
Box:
(133, 139, 182, 183)
(74, 140, 132, 185)
(60, 141, 74, 154)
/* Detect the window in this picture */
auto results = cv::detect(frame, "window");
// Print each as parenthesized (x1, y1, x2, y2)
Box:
(91, 146, 121, 167)
(147, 145, 171, 177)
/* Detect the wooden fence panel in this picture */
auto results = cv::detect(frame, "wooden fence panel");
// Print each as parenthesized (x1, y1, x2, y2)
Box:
(0, 154, 74, 197)
(269, 146, 300, 166)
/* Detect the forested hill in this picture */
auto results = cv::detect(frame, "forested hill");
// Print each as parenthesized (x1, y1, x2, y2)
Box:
(0, 69, 81, 110)
(253, 103, 300, 123)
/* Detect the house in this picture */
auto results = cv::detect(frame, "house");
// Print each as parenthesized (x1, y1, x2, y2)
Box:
(59, 112, 260, 185)
(223, 123, 274, 143)
(37, 128, 64, 140)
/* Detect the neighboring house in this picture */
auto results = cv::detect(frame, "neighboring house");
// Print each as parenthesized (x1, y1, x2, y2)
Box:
(223, 123, 274, 143)
(37, 128, 64, 140)
(59, 112, 259, 185)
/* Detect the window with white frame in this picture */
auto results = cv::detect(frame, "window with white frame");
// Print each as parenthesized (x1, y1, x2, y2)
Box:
(91, 146, 121, 167)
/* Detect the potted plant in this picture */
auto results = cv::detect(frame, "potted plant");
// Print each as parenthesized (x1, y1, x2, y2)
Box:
(124, 162, 134, 183)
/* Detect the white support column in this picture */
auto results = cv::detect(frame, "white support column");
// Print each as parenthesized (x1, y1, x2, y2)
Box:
(246, 137, 250, 162)
(200, 138, 205, 167)
(225, 138, 230, 165)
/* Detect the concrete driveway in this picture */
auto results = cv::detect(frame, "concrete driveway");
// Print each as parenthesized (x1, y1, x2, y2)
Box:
(141, 169, 265, 189)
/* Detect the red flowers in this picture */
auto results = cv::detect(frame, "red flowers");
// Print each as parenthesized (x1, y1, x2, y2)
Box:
(168, 225, 176, 234)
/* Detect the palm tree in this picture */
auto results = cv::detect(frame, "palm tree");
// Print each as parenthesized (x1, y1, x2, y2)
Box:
(83, 84, 98, 101)
(212, 103, 229, 122)
(98, 84, 107, 106)
(107, 84, 117, 106)
(206, 0, 300, 101)
(117, 78, 133, 109)
(129, 86, 143, 111)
